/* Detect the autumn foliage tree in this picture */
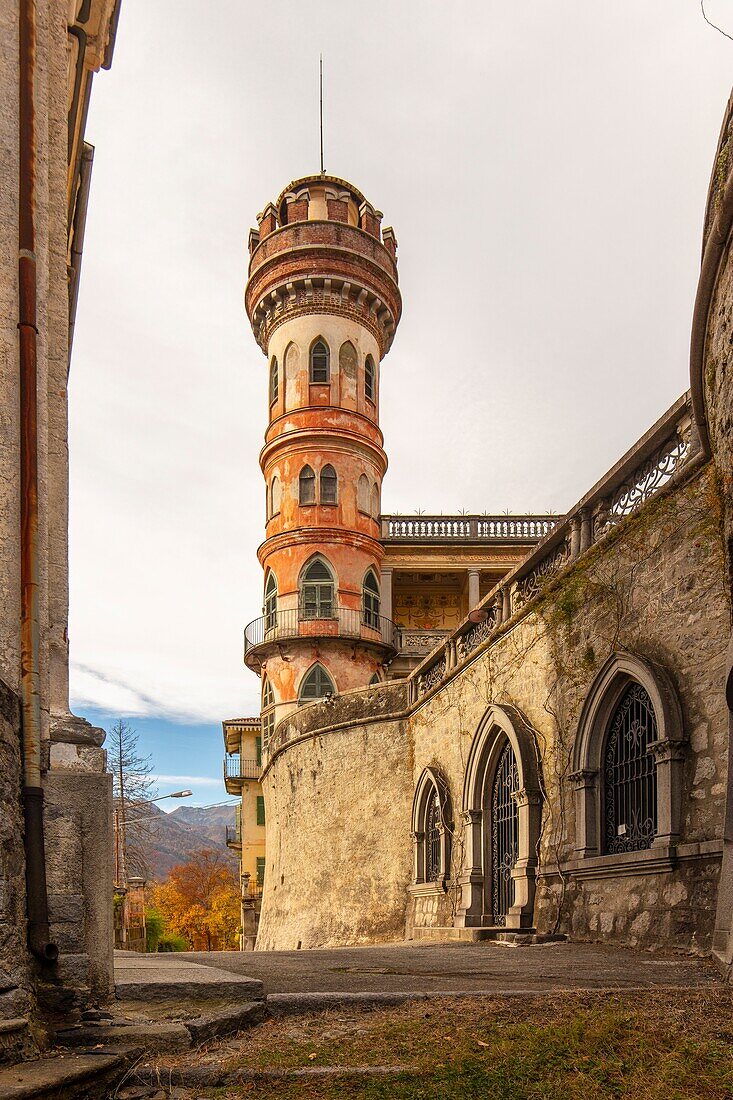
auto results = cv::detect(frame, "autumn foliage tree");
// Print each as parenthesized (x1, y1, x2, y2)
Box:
(150, 848, 240, 951)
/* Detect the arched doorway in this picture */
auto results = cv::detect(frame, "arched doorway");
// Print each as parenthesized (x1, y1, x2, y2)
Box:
(456, 705, 542, 930)
(488, 738, 519, 925)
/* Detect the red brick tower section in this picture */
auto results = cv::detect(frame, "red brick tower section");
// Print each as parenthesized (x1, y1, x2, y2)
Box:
(243, 175, 402, 742)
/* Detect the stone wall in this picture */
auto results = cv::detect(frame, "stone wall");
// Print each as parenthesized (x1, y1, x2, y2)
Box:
(258, 462, 730, 952)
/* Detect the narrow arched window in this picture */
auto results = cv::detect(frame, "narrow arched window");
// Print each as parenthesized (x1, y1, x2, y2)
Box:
(365, 355, 375, 402)
(301, 558, 334, 620)
(299, 663, 335, 702)
(425, 787, 441, 882)
(271, 476, 282, 516)
(299, 465, 316, 505)
(269, 357, 279, 405)
(264, 572, 278, 632)
(357, 474, 370, 513)
(320, 464, 337, 504)
(309, 339, 330, 384)
(362, 569, 380, 629)
(262, 677, 275, 744)
(602, 683, 658, 854)
(369, 673, 381, 686)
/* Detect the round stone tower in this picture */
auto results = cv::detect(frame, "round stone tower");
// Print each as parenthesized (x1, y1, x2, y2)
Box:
(243, 174, 402, 739)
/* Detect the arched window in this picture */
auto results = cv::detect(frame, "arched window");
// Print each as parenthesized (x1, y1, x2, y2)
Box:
(320, 464, 337, 504)
(264, 572, 277, 632)
(602, 683, 658, 854)
(271, 476, 282, 516)
(411, 769, 452, 887)
(369, 673, 381, 686)
(300, 557, 334, 620)
(370, 483, 380, 519)
(570, 653, 685, 861)
(357, 474, 370, 514)
(365, 355, 375, 402)
(299, 663, 335, 702)
(299, 465, 316, 505)
(262, 677, 275, 745)
(309, 339, 330, 384)
(362, 569, 380, 629)
(269, 357, 279, 405)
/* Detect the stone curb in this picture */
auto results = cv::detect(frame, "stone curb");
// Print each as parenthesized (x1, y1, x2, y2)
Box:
(266, 982, 720, 1015)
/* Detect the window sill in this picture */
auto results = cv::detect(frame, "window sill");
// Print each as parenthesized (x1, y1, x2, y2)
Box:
(410, 881, 447, 897)
(552, 841, 723, 882)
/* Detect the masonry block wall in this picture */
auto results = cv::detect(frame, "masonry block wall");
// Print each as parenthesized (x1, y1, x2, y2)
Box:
(258, 462, 729, 952)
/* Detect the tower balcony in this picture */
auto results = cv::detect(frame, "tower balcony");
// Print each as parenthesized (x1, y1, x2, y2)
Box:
(243, 606, 399, 673)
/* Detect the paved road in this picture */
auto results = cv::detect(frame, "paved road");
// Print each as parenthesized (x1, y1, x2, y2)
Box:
(140, 941, 720, 995)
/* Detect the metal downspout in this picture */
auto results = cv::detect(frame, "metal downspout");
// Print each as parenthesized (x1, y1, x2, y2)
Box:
(19, 0, 58, 966)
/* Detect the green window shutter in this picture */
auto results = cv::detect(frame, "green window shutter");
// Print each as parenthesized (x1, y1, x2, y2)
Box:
(256, 795, 265, 826)
(256, 856, 266, 885)
(255, 736, 262, 767)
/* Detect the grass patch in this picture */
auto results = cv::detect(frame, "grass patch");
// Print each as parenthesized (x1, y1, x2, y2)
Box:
(159, 989, 733, 1099)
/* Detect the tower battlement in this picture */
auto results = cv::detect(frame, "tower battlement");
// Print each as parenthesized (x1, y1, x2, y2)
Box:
(245, 175, 400, 357)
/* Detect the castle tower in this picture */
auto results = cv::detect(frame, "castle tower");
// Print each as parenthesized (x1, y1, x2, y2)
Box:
(243, 175, 402, 740)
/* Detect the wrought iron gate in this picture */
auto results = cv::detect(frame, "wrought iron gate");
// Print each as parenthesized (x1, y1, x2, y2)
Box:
(490, 740, 519, 925)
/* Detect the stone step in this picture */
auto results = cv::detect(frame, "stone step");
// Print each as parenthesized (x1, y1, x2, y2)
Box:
(56, 1000, 267, 1052)
(0, 1049, 134, 1099)
(410, 926, 567, 945)
(114, 956, 265, 1002)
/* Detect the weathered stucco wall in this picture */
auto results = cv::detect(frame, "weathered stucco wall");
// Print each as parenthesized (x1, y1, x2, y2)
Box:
(258, 463, 729, 952)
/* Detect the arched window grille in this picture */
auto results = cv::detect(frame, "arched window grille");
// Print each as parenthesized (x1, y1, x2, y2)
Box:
(357, 474, 370, 513)
(365, 355, 375, 402)
(602, 682, 658, 854)
(299, 465, 316, 505)
(299, 663, 335, 702)
(262, 678, 275, 744)
(309, 339, 330, 384)
(362, 569, 380, 629)
(300, 558, 334, 620)
(269, 357, 279, 404)
(425, 787, 442, 883)
(320, 464, 337, 504)
(264, 572, 277, 632)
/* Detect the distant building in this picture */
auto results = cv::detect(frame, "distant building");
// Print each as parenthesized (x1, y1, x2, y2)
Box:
(223, 718, 266, 948)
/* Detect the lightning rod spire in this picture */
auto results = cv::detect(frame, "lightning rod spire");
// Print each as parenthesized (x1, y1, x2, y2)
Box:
(319, 54, 325, 174)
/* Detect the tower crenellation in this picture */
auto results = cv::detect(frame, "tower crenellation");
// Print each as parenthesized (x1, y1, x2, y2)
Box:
(243, 174, 401, 744)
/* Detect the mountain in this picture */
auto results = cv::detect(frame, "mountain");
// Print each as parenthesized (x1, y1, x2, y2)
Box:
(125, 802, 238, 882)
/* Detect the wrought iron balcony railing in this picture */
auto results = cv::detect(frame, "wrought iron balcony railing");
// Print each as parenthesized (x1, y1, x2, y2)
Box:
(225, 825, 241, 848)
(244, 606, 399, 667)
(223, 755, 261, 781)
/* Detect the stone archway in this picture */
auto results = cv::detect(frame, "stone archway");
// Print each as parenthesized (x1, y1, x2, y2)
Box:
(455, 705, 542, 929)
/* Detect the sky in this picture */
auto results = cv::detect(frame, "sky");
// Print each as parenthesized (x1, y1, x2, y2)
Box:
(68, 1, 733, 804)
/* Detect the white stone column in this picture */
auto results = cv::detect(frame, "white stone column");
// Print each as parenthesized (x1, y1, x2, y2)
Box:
(381, 567, 393, 621)
(467, 569, 480, 611)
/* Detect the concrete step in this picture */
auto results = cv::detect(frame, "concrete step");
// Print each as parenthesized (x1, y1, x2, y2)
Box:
(0, 1049, 134, 1099)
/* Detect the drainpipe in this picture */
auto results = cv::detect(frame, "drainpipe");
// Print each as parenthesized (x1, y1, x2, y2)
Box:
(19, 0, 58, 966)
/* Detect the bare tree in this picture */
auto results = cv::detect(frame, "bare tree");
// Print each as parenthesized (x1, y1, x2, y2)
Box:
(107, 719, 155, 884)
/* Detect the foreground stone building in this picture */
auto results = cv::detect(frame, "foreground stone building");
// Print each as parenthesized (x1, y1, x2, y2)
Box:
(0, 0, 119, 1057)
(241, 114, 733, 960)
